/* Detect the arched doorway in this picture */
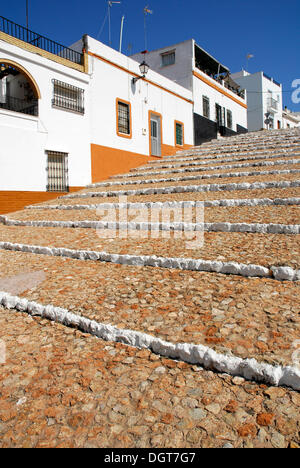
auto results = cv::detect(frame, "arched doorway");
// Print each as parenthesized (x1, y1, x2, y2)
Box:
(0, 60, 40, 116)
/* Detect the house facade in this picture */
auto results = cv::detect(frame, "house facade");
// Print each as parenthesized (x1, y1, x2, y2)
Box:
(231, 70, 283, 132)
(131, 39, 248, 145)
(0, 16, 194, 198)
(282, 107, 300, 129)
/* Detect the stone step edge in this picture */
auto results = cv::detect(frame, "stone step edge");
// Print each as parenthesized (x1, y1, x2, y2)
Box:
(0, 241, 299, 281)
(59, 180, 300, 200)
(123, 148, 300, 173)
(86, 166, 300, 189)
(153, 147, 300, 164)
(0, 291, 299, 390)
(131, 152, 300, 173)
(113, 154, 300, 180)
(1, 216, 299, 235)
(174, 139, 300, 154)
(25, 197, 300, 211)
(116, 153, 300, 179)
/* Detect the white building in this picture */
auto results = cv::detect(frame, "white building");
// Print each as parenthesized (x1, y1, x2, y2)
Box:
(231, 70, 283, 132)
(131, 39, 248, 145)
(282, 107, 300, 129)
(0, 15, 194, 197)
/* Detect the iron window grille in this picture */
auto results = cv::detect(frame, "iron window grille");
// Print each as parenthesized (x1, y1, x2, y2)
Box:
(226, 110, 233, 129)
(203, 96, 210, 119)
(52, 79, 84, 114)
(46, 151, 69, 192)
(176, 123, 183, 146)
(117, 101, 130, 135)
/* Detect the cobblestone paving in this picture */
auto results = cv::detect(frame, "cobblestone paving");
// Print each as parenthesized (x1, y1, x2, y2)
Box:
(0, 307, 299, 448)
(70, 171, 300, 194)
(0, 250, 299, 366)
(40, 186, 300, 207)
(0, 129, 299, 448)
(7, 205, 300, 225)
(0, 226, 299, 269)
(112, 161, 300, 182)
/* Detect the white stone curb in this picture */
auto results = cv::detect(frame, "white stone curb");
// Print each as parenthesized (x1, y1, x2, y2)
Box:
(0, 291, 299, 390)
(142, 148, 300, 168)
(60, 179, 300, 200)
(159, 147, 300, 164)
(86, 166, 300, 189)
(130, 154, 300, 173)
(1, 216, 299, 235)
(25, 197, 300, 211)
(0, 241, 299, 281)
(112, 155, 300, 179)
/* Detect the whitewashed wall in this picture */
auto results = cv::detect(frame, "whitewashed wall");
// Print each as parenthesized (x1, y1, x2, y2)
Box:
(131, 40, 194, 92)
(232, 71, 283, 132)
(87, 37, 194, 154)
(131, 39, 248, 134)
(0, 40, 91, 191)
(192, 71, 247, 131)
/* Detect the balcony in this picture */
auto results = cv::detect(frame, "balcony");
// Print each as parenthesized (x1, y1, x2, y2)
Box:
(0, 95, 38, 116)
(267, 97, 278, 111)
(0, 16, 83, 65)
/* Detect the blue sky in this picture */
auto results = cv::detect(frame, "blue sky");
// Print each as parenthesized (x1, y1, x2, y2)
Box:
(2, 0, 299, 110)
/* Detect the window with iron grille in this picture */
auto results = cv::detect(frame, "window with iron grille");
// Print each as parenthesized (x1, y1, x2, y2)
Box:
(161, 51, 175, 67)
(46, 151, 69, 192)
(175, 122, 183, 146)
(203, 96, 210, 119)
(117, 100, 131, 136)
(226, 109, 233, 129)
(52, 79, 84, 114)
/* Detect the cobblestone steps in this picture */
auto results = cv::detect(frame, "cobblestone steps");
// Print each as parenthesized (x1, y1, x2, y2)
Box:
(0, 129, 299, 448)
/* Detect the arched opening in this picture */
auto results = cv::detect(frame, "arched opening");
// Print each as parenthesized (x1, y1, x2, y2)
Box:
(0, 60, 40, 116)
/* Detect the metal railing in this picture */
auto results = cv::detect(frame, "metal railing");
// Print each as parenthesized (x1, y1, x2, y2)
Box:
(0, 95, 38, 116)
(0, 16, 83, 65)
(268, 97, 278, 110)
(195, 62, 245, 99)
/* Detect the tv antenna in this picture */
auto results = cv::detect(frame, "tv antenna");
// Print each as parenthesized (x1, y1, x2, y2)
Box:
(119, 15, 125, 53)
(108, 1, 121, 47)
(144, 5, 153, 50)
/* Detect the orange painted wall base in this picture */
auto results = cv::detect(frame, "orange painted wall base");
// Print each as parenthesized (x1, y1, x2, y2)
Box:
(0, 188, 83, 215)
(91, 143, 192, 183)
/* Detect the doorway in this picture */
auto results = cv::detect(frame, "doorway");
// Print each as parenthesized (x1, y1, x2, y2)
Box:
(149, 112, 162, 157)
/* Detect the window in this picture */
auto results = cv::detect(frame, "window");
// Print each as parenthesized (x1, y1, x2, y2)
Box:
(161, 51, 175, 67)
(216, 104, 225, 127)
(52, 79, 84, 114)
(203, 96, 210, 119)
(226, 110, 233, 129)
(116, 99, 132, 138)
(175, 121, 184, 146)
(46, 151, 69, 192)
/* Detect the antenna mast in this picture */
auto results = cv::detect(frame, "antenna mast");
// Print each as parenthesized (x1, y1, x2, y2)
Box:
(107, 1, 121, 47)
(143, 5, 153, 51)
(119, 15, 125, 53)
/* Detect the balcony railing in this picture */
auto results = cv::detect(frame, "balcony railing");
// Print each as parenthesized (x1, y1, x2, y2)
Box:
(268, 97, 278, 110)
(195, 62, 245, 99)
(0, 16, 83, 65)
(0, 95, 38, 116)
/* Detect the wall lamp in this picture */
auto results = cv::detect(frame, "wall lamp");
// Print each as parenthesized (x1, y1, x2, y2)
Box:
(132, 61, 150, 84)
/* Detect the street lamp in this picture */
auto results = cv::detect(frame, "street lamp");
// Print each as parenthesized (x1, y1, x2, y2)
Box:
(132, 60, 150, 84)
